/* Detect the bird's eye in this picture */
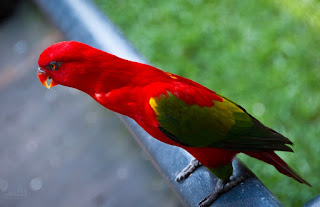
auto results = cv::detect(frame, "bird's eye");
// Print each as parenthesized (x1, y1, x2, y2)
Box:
(50, 63, 56, 70)
(46, 61, 61, 71)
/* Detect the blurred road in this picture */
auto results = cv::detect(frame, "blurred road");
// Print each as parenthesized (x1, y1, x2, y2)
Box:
(0, 2, 180, 207)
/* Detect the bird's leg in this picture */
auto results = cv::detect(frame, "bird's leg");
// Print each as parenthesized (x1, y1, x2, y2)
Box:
(199, 179, 225, 207)
(176, 159, 202, 183)
(198, 174, 250, 207)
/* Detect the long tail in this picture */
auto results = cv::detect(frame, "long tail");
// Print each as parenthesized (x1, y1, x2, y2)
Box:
(245, 151, 311, 186)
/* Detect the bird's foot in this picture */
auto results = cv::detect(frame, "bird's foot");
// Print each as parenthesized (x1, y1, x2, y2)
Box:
(199, 180, 224, 207)
(176, 159, 202, 183)
(198, 174, 250, 207)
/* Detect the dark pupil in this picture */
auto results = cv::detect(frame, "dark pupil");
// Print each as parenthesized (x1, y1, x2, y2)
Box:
(50, 64, 56, 69)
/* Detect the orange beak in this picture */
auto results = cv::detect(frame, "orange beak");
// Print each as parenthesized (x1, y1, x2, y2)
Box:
(37, 67, 58, 89)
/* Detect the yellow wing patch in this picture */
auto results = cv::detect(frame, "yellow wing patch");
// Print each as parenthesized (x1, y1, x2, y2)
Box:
(165, 72, 178, 79)
(149, 97, 159, 115)
(220, 97, 244, 113)
(211, 99, 236, 133)
(210, 97, 247, 133)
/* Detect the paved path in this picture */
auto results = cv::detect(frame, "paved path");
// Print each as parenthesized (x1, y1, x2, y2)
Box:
(0, 2, 180, 207)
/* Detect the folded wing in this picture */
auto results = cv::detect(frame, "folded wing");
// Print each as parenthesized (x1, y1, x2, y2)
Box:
(150, 89, 293, 152)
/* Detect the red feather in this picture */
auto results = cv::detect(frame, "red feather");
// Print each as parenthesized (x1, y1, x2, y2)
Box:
(38, 41, 310, 186)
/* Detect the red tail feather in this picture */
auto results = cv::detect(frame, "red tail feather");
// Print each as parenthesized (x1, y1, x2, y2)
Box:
(245, 151, 311, 186)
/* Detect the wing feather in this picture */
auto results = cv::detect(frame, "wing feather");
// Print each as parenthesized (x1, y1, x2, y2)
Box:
(150, 87, 292, 152)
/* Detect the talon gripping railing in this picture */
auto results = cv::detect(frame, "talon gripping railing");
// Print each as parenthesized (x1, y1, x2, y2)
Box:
(33, 0, 316, 206)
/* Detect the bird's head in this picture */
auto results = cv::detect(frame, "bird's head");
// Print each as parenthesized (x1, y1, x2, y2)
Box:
(38, 41, 148, 96)
(37, 41, 108, 91)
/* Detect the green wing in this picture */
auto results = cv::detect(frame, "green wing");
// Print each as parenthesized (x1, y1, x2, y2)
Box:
(150, 92, 293, 151)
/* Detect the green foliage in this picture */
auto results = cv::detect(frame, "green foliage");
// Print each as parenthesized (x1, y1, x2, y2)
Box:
(95, 0, 320, 205)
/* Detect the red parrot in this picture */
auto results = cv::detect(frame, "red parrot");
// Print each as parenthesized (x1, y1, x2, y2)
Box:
(37, 41, 310, 206)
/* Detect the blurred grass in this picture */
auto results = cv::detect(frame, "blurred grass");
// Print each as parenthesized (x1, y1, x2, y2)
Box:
(95, 0, 320, 206)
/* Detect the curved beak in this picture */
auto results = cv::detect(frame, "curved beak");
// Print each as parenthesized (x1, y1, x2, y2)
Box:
(37, 67, 58, 89)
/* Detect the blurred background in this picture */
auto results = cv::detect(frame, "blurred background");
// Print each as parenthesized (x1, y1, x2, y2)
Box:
(0, 0, 319, 206)
(0, 1, 180, 207)
(95, 0, 320, 206)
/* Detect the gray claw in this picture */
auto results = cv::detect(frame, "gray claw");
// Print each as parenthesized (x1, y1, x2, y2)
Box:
(198, 174, 250, 207)
(176, 159, 202, 183)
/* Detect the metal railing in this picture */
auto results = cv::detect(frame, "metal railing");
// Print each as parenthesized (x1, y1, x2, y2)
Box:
(32, 0, 316, 206)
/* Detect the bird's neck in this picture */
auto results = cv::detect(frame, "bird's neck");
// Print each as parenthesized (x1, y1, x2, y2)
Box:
(91, 58, 164, 94)
(75, 57, 164, 118)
